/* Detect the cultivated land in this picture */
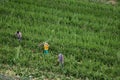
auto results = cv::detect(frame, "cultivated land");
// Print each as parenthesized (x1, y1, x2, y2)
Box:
(0, 0, 120, 80)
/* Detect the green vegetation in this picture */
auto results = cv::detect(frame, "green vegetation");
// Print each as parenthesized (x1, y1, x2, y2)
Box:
(0, 0, 120, 79)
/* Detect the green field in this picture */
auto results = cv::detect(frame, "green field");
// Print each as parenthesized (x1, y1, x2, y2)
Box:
(0, 0, 120, 80)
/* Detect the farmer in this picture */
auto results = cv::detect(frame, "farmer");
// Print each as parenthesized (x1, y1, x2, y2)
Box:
(15, 31, 22, 42)
(58, 53, 64, 68)
(43, 42, 49, 54)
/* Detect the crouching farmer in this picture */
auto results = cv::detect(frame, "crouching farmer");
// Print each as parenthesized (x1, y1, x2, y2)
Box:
(15, 31, 22, 42)
(58, 53, 64, 68)
(44, 42, 49, 54)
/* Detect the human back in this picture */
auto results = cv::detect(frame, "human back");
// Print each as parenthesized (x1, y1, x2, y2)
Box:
(43, 42, 49, 54)
(15, 31, 22, 41)
(58, 53, 64, 63)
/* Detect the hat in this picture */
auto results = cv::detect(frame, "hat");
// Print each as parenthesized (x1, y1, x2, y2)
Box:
(44, 42, 48, 45)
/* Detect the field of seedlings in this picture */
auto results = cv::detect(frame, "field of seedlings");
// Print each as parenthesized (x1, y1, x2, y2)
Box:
(0, 0, 120, 80)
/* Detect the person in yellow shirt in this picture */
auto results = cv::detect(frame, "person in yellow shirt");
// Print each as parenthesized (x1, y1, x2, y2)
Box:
(44, 42, 49, 54)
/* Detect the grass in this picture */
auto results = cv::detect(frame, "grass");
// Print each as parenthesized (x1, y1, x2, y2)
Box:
(0, 0, 120, 80)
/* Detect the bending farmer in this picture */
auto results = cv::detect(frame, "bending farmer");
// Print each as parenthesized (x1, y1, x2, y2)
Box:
(44, 42, 49, 54)
(15, 31, 22, 42)
(58, 53, 64, 68)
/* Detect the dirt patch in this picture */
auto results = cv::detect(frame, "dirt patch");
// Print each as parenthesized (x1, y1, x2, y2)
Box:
(5, 70, 16, 76)
(106, 0, 117, 5)
(89, 0, 118, 5)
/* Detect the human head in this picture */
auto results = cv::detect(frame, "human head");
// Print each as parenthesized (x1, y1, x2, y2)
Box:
(17, 31, 19, 33)
(44, 42, 48, 45)
(59, 53, 62, 55)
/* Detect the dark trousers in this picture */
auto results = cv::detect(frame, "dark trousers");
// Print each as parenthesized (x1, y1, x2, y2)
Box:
(18, 37, 22, 42)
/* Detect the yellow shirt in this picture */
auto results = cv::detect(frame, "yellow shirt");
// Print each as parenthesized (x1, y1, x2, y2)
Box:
(44, 44, 49, 50)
